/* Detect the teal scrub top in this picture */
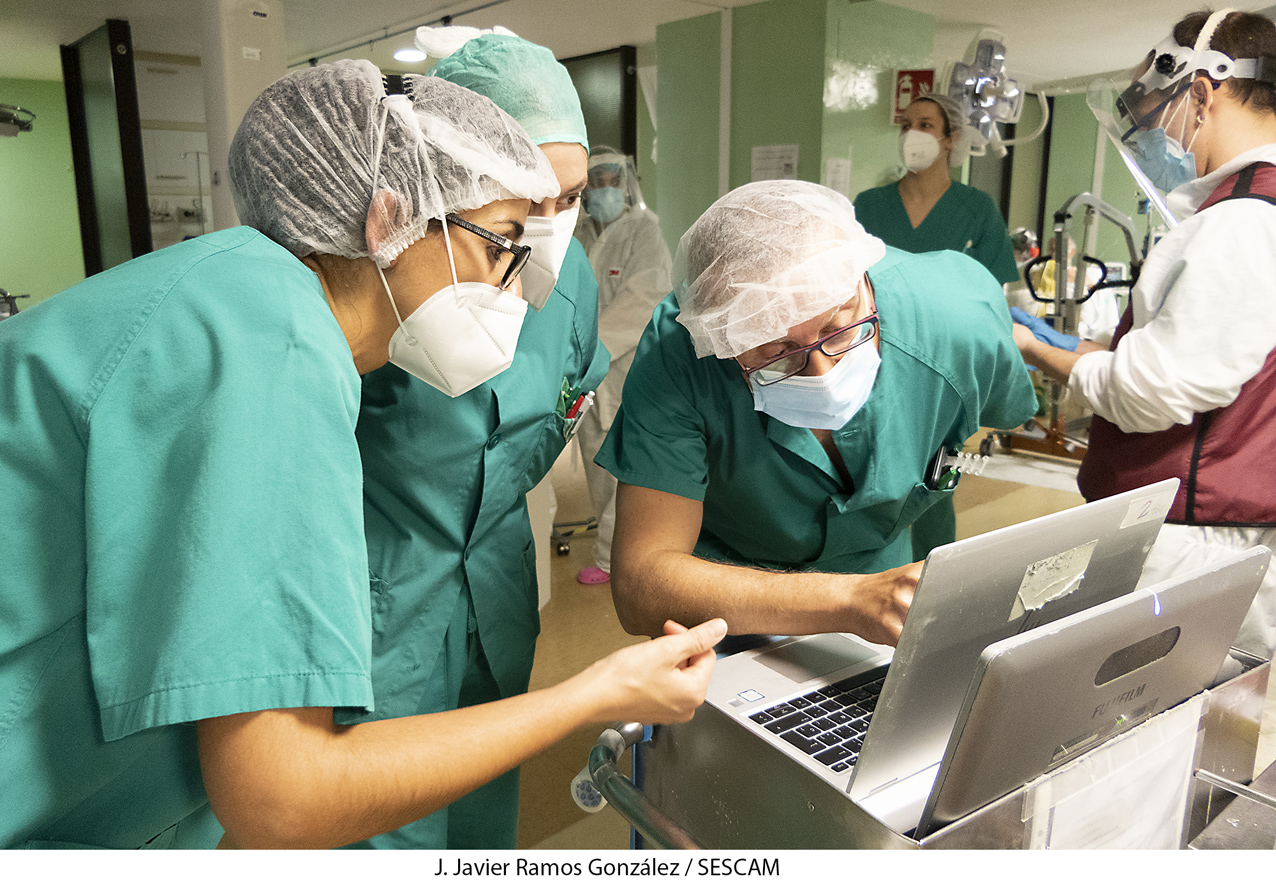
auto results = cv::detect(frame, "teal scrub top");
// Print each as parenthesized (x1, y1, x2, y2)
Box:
(350, 240, 608, 723)
(854, 181, 1019, 285)
(0, 228, 374, 849)
(596, 248, 1037, 574)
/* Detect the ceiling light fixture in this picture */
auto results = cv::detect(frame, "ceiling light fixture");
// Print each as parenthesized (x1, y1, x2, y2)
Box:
(394, 48, 427, 63)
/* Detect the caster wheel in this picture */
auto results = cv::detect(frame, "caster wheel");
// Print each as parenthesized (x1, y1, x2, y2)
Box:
(979, 436, 994, 457)
(557, 543, 571, 556)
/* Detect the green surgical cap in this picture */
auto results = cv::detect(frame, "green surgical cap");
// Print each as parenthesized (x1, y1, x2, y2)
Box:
(429, 34, 589, 151)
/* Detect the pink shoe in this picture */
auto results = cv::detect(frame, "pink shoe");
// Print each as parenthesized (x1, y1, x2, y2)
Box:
(577, 566, 611, 585)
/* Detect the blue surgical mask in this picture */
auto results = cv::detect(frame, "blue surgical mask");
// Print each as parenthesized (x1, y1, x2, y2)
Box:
(1126, 126, 1198, 193)
(587, 187, 626, 224)
(750, 342, 881, 430)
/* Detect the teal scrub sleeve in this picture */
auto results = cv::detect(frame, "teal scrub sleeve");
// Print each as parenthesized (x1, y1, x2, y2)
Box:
(84, 244, 374, 741)
(594, 295, 712, 503)
(942, 254, 1038, 431)
(874, 249, 1036, 439)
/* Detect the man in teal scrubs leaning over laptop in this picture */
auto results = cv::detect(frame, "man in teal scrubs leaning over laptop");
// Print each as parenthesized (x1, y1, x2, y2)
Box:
(598, 180, 1037, 644)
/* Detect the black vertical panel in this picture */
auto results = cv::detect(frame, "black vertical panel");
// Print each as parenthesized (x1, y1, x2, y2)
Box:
(562, 45, 638, 158)
(59, 18, 152, 277)
(107, 20, 153, 262)
(999, 121, 1016, 217)
(60, 42, 102, 275)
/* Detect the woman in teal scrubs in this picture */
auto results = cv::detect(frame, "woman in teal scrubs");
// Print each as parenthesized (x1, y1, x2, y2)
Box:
(599, 181, 1035, 642)
(0, 60, 724, 850)
(351, 30, 608, 850)
(853, 93, 1019, 561)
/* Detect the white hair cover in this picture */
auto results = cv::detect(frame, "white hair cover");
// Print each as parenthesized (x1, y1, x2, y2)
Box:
(674, 180, 886, 359)
(229, 59, 558, 267)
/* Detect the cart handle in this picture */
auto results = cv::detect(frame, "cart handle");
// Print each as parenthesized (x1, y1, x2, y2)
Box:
(1194, 768, 1276, 810)
(571, 722, 703, 850)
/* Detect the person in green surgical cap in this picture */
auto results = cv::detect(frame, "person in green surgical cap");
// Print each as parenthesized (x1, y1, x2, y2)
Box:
(349, 27, 608, 850)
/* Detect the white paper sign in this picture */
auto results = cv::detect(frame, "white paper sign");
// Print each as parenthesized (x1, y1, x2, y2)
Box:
(824, 157, 852, 196)
(751, 144, 799, 182)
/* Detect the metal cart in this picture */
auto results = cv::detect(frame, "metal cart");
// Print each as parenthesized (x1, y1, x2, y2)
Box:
(577, 654, 1271, 850)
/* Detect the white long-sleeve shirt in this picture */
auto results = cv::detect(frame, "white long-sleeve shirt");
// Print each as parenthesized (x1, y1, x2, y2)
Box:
(1070, 143, 1276, 433)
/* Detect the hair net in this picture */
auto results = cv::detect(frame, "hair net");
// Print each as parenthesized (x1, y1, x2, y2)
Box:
(585, 144, 648, 211)
(909, 93, 972, 167)
(675, 180, 885, 359)
(423, 29, 589, 151)
(228, 58, 558, 267)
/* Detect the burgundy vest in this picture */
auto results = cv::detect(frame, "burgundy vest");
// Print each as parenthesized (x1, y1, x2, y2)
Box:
(1077, 162, 1276, 526)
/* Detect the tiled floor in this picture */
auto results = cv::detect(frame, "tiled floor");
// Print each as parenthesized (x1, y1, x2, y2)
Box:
(515, 439, 1276, 850)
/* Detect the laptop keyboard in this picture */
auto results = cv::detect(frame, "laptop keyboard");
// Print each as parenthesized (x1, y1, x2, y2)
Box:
(746, 665, 889, 773)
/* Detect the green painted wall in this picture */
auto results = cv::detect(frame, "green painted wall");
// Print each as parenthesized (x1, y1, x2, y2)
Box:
(729, 0, 826, 190)
(655, 11, 721, 257)
(0, 78, 85, 308)
(823, 0, 933, 200)
(1042, 93, 1144, 269)
(1043, 94, 1098, 252)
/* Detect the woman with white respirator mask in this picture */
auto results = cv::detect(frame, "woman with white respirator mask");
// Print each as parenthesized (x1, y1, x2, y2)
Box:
(855, 92, 1019, 295)
(854, 92, 1019, 563)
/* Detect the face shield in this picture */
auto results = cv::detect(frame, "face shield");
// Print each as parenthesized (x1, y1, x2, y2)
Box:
(583, 147, 647, 225)
(1087, 78, 1183, 227)
(1087, 10, 1276, 227)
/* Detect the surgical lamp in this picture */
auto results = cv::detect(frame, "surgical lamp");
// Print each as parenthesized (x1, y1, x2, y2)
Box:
(0, 103, 35, 137)
(946, 32, 1047, 158)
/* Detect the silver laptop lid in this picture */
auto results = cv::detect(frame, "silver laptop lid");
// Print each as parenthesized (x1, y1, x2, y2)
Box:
(916, 544, 1270, 837)
(848, 478, 1179, 811)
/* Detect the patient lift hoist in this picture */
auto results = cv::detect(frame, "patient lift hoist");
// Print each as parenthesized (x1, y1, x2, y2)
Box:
(983, 192, 1145, 462)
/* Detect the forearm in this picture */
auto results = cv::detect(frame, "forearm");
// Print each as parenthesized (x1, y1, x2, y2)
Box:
(610, 483, 912, 643)
(1017, 335, 1089, 384)
(612, 547, 905, 642)
(200, 674, 606, 849)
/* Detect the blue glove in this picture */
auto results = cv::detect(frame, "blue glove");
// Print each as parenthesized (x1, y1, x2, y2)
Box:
(1009, 306, 1081, 351)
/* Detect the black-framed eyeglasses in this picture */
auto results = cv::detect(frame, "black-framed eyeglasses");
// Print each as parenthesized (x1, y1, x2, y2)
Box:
(445, 213, 532, 291)
(1117, 81, 1190, 142)
(740, 313, 879, 386)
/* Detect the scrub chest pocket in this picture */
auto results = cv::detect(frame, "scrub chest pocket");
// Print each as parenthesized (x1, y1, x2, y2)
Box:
(889, 483, 955, 543)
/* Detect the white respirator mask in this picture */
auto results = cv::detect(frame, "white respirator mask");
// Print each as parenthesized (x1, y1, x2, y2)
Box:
(899, 129, 941, 173)
(381, 218, 528, 397)
(517, 205, 579, 311)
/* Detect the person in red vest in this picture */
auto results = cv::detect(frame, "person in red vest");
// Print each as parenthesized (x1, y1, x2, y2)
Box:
(1014, 8, 1276, 659)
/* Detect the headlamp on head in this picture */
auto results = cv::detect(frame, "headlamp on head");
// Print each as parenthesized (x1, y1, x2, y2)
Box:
(1117, 12, 1276, 127)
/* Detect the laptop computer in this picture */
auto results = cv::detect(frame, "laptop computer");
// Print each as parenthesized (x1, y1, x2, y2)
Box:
(704, 478, 1180, 834)
(914, 545, 1270, 838)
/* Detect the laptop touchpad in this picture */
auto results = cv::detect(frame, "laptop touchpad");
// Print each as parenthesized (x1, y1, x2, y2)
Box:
(754, 635, 877, 683)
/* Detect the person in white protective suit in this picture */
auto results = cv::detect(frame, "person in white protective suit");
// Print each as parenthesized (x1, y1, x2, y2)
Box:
(1015, 8, 1276, 660)
(573, 147, 673, 585)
